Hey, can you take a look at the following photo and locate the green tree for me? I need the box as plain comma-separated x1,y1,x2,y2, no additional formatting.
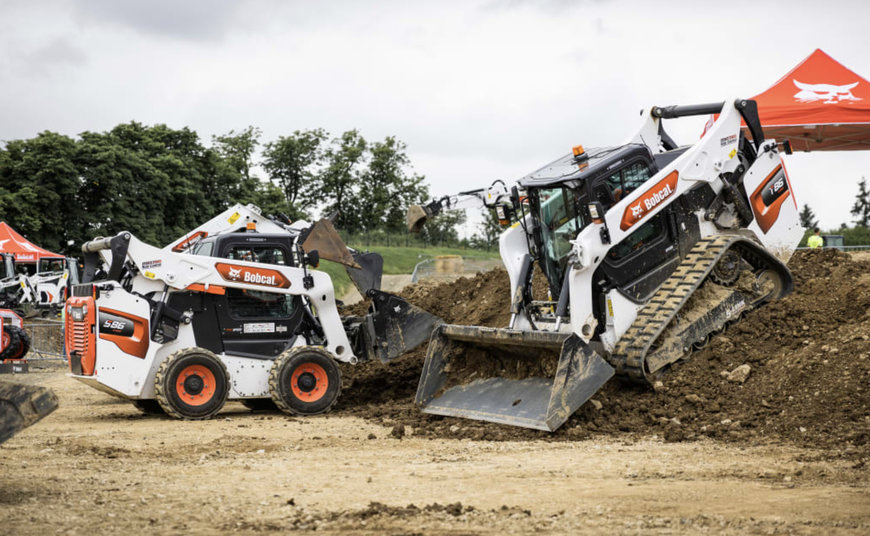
359,136,429,232
0,131,83,254
320,130,367,229
76,122,220,246
421,211,466,246
851,177,870,227
477,207,503,246
261,129,327,220
211,126,263,206
798,203,818,229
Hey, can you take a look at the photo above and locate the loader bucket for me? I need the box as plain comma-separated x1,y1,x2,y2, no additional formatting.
406,205,430,234
415,325,614,431
359,290,442,363
302,219,361,269
346,251,384,295
0,380,58,445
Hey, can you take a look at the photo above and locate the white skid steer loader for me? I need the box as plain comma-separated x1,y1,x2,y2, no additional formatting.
413,98,803,431
66,209,439,419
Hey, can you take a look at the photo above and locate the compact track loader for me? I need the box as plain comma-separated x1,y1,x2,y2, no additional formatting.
66,206,439,419
413,99,803,431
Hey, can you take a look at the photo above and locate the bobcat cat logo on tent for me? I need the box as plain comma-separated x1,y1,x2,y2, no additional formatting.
793,80,862,104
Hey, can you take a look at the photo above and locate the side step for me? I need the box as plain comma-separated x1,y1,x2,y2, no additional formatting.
0,380,58,445
415,325,614,431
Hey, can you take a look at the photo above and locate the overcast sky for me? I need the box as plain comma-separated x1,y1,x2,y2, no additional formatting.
1,0,869,233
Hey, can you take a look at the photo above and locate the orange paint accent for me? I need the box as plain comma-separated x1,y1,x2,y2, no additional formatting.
67,296,97,375
98,308,149,359
172,231,208,252
186,283,226,295
620,170,679,231
1,329,9,355
290,362,328,402
175,364,217,406
749,165,790,234
215,262,291,289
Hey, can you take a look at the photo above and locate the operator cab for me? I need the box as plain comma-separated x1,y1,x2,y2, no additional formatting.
176,233,314,359
519,143,699,310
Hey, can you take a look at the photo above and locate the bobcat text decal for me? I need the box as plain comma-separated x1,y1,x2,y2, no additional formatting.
620,171,679,231
215,262,291,289
793,80,862,104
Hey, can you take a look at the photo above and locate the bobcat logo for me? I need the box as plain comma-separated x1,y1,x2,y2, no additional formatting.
630,204,643,219
793,80,862,104
227,267,242,280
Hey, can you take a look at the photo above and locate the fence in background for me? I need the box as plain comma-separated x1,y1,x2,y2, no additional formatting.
796,245,870,251
24,321,65,361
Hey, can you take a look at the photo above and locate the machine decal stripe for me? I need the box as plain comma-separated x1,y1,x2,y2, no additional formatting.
620,170,679,231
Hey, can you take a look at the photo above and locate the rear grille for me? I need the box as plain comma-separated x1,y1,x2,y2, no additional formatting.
72,284,93,297
66,296,96,375
69,321,90,358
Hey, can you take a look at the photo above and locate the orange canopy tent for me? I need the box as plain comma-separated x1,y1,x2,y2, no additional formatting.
750,48,870,152
0,222,64,263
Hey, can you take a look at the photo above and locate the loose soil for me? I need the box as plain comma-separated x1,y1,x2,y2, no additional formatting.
339,249,870,457
1,250,868,534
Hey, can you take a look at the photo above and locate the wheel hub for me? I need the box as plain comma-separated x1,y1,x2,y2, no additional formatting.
296,372,317,392
183,374,204,395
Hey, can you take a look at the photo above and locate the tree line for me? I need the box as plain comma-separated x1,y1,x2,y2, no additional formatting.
799,177,870,246
0,123,477,256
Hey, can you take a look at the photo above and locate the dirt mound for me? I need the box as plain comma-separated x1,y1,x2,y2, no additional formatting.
338,250,870,457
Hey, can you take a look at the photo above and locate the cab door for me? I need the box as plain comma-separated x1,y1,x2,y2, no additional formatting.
214,238,305,358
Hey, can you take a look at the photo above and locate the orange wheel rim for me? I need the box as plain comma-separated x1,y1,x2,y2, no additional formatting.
1,332,9,353
290,362,328,402
175,364,217,406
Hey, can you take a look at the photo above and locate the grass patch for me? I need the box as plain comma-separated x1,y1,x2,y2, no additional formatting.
315,245,500,297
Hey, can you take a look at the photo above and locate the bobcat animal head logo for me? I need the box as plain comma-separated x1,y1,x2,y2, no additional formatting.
630,204,643,219
227,267,242,279
793,80,862,104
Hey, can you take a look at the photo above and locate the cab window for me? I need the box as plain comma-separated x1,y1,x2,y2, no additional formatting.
39,258,65,273
192,241,214,257
608,214,665,261
227,289,295,318
595,161,652,209
622,162,651,193
226,246,288,266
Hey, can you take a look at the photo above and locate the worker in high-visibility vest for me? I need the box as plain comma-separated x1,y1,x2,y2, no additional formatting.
807,227,824,249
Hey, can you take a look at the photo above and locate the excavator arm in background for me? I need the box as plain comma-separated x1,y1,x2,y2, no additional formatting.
407,180,514,233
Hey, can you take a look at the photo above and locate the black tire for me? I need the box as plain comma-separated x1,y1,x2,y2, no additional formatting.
240,398,278,412
0,325,28,361
154,348,229,420
132,399,165,415
269,346,341,416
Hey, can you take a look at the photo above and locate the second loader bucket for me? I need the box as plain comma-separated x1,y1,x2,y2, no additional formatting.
0,380,58,445
415,325,614,431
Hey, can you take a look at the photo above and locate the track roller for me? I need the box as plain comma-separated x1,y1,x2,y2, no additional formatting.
154,348,229,420
269,346,341,416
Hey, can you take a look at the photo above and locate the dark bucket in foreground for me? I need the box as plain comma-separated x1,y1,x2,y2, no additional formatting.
415,324,614,432
0,380,58,445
